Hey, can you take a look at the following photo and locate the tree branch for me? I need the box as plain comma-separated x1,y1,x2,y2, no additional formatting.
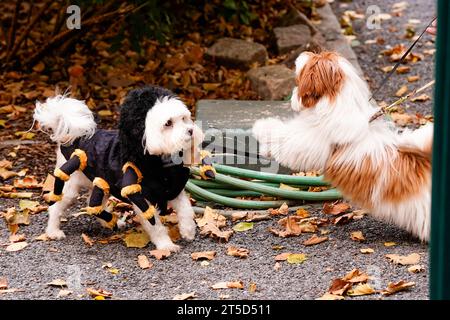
6,0,22,56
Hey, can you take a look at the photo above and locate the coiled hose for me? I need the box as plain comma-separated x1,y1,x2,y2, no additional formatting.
187,165,342,209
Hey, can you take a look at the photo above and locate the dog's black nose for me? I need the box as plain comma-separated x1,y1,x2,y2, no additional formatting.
188,128,193,136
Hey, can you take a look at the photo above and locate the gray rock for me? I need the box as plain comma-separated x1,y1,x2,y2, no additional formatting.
277,7,316,31
205,38,268,69
247,65,295,100
273,24,312,54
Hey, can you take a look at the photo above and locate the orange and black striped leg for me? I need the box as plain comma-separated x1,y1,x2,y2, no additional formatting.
45,149,87,205
86,178,118,230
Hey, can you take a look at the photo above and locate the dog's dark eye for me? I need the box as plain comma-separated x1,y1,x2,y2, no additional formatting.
165,120,172,127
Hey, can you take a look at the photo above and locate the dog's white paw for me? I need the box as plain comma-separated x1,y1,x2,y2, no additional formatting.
252,118,282,142
46,228,66,240
179,220,196,241
157,242,181,253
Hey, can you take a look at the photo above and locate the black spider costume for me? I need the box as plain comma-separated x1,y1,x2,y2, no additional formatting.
45,86,214,228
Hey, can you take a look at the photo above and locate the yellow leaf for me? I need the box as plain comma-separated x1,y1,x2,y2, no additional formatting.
287,253,307,264
232,222,253,232
15,131,35,140
384,242,397,247
98,110,113,117
350,231,365,241
279,183,299,191
123,230,150,248
395,85,408,97
347,283,376,296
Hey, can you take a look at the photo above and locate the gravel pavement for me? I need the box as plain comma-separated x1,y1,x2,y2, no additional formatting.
0,0,434,300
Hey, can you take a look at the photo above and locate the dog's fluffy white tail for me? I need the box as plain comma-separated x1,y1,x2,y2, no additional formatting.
33,95,96,145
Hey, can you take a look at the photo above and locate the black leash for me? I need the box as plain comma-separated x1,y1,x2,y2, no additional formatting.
369,17,437,102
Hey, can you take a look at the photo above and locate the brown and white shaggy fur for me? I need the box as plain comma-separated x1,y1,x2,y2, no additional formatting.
253,51,433,241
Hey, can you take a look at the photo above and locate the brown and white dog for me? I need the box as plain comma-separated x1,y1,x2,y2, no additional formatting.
253,51,433,241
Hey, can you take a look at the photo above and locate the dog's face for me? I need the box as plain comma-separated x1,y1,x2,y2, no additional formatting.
143,97,203,155
291,51,345,112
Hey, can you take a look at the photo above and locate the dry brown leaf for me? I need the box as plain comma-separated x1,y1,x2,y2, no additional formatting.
9,234,25,243
396,66,411,74
274,252,292,261
407,75,420,82
211,281,244,290
150,249,171,260
381,281,415,296
123,230,150,248
0,278,7,290
347,283,376,296
396,85,408,97
87,288,113,298
42,174,55,193
408,265,425,273
303,235,328,246
249,282,257,293
317,293,345,300
268,202,289,216
57,289,73,298
360,248,374,254
411,94,431,102
342,269,370,283
5,241,28,252
386,253,420,265
191,251,217,261
137,255,153,269
195,206,227,228
47,279,67,287
323,202,351,215
270,216,317,238
13,176,42,189
173,292,197,300
384,242,397,247
328,279,352,296
226,246,249,258
350,231,365,242
296,208,310,218
81,233,94,246
199,223,233,242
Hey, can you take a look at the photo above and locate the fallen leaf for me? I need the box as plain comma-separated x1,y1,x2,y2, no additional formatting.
137,255,152,269
273,262,281,271
47,279,67,287
57,289,73,298
150,249,171,260
328,279,352,295
323,202,351,215
268,203,289,216
87,288,113,298
279,183,299,191
275,252,292,261
249,282,257,293
211,281,244,290
411,94,431,102
303,235,328,246
81,233,94,246
350,231,365,241
173,292,197,300
123,230,150,248
408,265,425,273
296,208,310,218
0,278,7,290
9,234,25,243
34,234,50,242
347,283,376,296
14,176,42,189
360,248,374,254
407,75,420,82
396,85,408,97
287,253,307,264
232,222,253,232
199,223,233,242
342,269,370,283
226,246,249,258
19,200,46,214
195,206,227,228
5,241,28,252
386,253,420,265
316,293,345,300
191,251,217,261
384,242,397,247
381,281,415,296
396,66,411,74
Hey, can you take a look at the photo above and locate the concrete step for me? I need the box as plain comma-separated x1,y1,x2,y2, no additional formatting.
195,99,294,173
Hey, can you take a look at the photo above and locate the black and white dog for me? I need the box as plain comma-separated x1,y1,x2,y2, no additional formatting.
34,86,213,252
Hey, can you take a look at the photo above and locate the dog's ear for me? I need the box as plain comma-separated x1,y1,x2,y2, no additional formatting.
296,52,344,108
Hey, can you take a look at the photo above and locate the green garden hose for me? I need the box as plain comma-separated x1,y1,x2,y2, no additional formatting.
214,164,330,186
186,181,297,209
190,167,342,201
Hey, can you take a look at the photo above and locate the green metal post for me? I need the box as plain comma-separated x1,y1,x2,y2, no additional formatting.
430,0,450,300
